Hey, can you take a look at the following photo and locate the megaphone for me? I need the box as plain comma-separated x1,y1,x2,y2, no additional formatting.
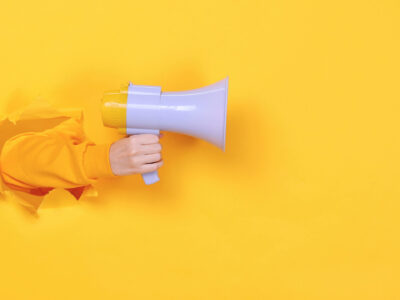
101,77,228,185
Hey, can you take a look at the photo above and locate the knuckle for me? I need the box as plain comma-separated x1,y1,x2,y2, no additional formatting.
125,142,137,154
130,147,139,156
142,165,153,173
129,156,139,166
148,165,157,172
147,162,161,172
129,136,139,145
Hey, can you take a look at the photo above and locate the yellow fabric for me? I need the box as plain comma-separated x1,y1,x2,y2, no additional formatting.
0,102,115,211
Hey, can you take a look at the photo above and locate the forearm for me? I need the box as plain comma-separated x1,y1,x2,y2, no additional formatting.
0,121,115,192
0,117,163,194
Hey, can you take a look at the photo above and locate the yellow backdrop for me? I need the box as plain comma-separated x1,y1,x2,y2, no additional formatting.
0,0,399,299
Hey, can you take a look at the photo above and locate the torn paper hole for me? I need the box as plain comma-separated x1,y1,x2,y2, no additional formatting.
0,101,99,215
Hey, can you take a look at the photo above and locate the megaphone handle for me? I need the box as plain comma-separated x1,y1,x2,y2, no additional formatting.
142,170,160,185
126,128,160,185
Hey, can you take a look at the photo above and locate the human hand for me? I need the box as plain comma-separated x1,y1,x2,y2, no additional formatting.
109,134,163,176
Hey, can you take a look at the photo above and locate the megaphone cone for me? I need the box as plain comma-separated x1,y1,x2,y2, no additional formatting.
158,77,228,150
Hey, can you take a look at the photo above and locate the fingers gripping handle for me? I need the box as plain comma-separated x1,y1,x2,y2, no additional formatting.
126,128,160,185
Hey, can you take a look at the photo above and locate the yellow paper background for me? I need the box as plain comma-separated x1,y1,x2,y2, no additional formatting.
0,0,399,299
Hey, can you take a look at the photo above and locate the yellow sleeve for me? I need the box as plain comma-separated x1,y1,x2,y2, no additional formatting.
0,117,116,193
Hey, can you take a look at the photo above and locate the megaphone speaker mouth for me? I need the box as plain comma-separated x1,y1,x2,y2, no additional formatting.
222,76,229,151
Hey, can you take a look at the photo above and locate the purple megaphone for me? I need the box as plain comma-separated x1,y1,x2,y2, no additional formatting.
102,77,229,185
